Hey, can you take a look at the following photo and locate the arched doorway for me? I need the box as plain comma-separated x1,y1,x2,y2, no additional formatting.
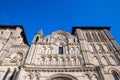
48,74,77,80
52,77,72,80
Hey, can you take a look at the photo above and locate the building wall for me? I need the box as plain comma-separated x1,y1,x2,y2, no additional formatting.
0,26,29,80
0,26,120,80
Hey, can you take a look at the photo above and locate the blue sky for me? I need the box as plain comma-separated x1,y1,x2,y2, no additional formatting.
0,0,120,45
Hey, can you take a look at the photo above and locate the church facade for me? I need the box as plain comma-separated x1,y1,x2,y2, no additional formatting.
0,25,120,80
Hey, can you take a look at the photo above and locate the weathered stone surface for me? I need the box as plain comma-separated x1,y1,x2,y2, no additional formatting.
0,26,120,80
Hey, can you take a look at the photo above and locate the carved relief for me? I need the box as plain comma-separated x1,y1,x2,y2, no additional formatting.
10,52,23,65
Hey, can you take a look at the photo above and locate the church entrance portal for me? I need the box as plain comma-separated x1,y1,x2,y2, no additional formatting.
48,74,77,80
52,77,72,80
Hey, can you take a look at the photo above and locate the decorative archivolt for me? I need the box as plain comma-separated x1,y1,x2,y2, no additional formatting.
48,73,78,80
108,68,120,74
51,30,70,38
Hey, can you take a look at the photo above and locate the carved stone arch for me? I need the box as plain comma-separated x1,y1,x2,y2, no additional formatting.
9,51,24,58
51,30,71,43
56,41,66,54
48,73,78,80
108,68,120,74
52,30,70,37
108,68,120,80
92,74,99,80
26,72,33,80
7,50,25,58
85,74,91,80
56,41,66,47
94,56,99,65
76,57,81,65
109,55,117,65
101,56,108,65
33,72,40,80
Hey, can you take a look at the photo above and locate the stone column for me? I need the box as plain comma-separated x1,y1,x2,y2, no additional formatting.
25,44,36,64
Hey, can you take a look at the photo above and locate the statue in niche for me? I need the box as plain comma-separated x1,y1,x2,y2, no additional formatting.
59,57,64,65
51,57,57,65
75,48,80,54
65,57,69,65
70,48,75,54
40,49,44,54
39,57,44,65
76,58,81,65
70,58,75,65
44,57,50,65
47,48,51,54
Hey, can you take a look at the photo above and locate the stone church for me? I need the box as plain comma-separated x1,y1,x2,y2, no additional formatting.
0,25,120,80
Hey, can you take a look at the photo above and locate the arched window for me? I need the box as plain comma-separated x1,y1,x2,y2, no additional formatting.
92,32,99,42
98,32,105,42
35,36,39,42
59,44,64,54
112,71,119,80
86,32,92,42
59,47,63,54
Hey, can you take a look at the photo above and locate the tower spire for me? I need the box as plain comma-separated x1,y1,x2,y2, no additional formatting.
37,29,43,36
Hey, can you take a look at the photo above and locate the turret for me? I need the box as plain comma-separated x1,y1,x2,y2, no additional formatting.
32,29,43,43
